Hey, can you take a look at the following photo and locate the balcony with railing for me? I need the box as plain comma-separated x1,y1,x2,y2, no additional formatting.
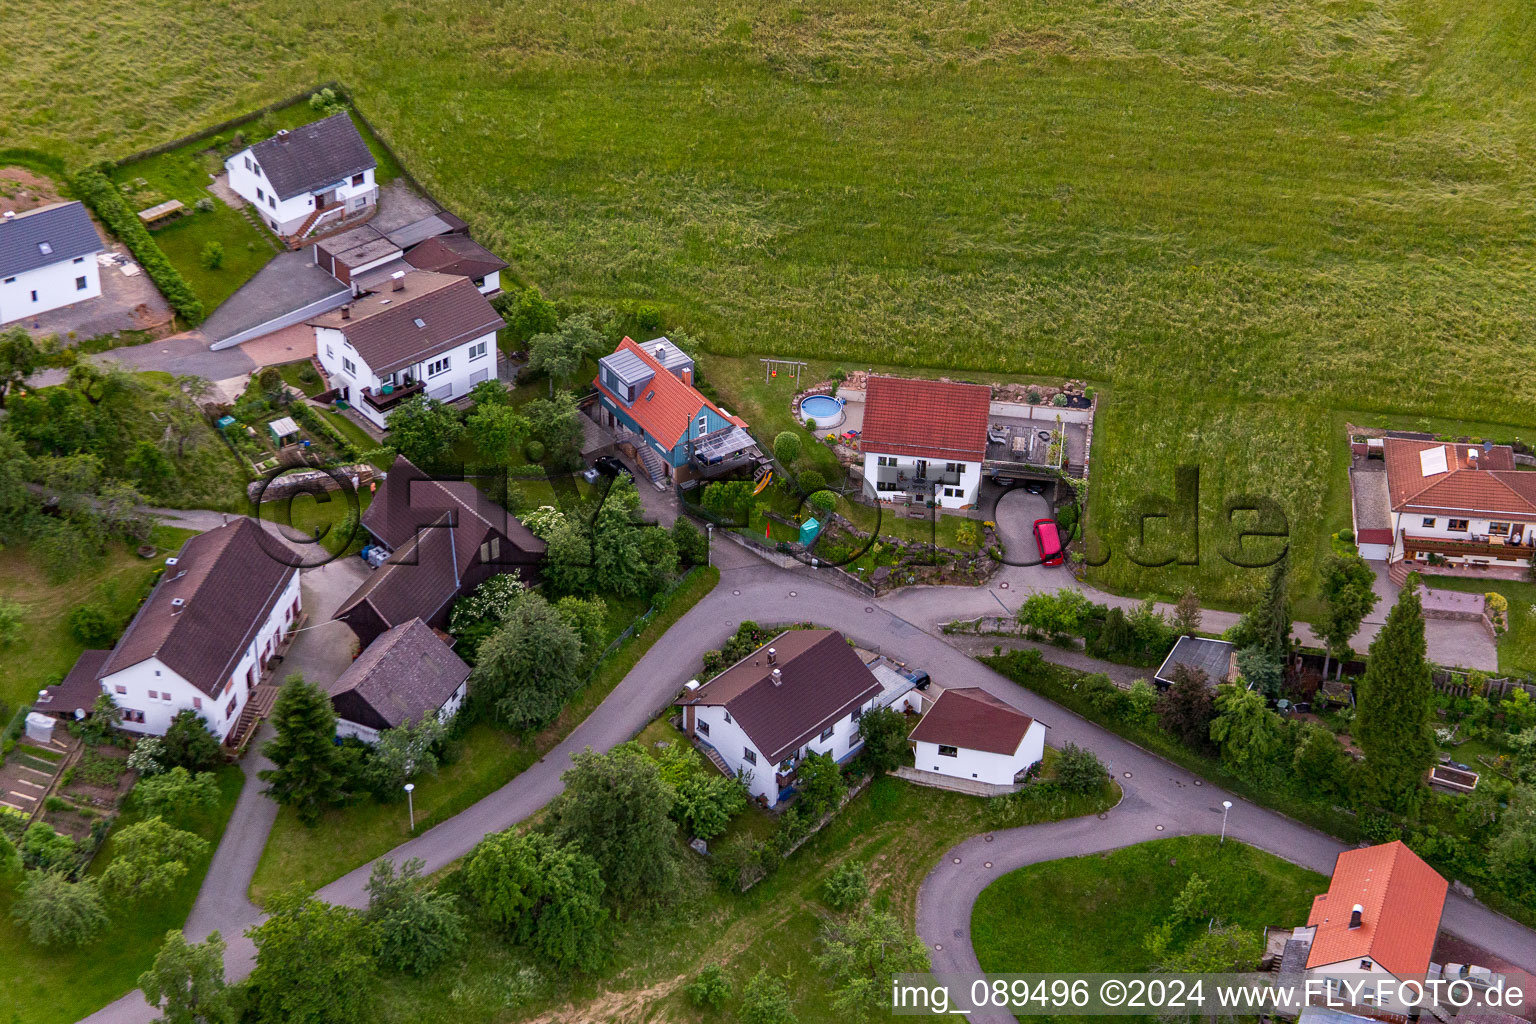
361,379,425,412
1402,533,1535,560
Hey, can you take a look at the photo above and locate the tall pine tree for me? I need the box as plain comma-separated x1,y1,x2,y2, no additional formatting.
1354,585,1435,811
260,677,345,825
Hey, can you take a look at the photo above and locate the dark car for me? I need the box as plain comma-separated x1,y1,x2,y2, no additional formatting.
1033,518,1063,566
593,455,632,479
1023,480,1048,495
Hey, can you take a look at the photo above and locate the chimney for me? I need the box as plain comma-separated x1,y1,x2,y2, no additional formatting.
767,647,777,665
1349,904,1364,930
391,270,406,292
1468,447,1479,468
682,366,693,386
341,303,351,320
771,668,782,686
170,597,188,615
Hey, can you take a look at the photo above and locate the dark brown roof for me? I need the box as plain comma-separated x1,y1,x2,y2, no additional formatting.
249,112,375,202
681,629,881,764
1383,437,1536,518
329,618,470,732
97,519,298,697
338,456,544,635
361,455,544,562
308,271,503,376
403,235,507,280
908,686,1038,755
37,649,111,716
859,376,992,462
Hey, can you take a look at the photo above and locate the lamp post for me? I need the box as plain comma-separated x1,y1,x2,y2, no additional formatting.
404,782,416,832
706,523,713,568
1220,800,1232,845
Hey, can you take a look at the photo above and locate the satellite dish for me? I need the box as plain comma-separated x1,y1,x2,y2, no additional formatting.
74,708,86,720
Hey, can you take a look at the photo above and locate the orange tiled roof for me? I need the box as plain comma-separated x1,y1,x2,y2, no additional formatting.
1304,841,1447,977
1383,437,1536,519
858,376,992,462
593,337,741,448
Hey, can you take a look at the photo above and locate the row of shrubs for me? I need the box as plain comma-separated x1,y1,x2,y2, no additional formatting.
69,169,204,323
1014,587,1181,667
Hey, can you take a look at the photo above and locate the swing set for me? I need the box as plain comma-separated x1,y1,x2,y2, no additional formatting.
761,358,808,384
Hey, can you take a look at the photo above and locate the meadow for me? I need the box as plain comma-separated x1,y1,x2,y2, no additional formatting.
3,0,1533,608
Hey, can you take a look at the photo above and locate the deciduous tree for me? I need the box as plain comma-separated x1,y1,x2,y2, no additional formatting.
1053,743,1109,794
245,890,374,1024
1173,588,1202,637
162,710,223,773
138,930,234,1024
547,742,680,905
1156,666,1216,753
469,592,586,729
386,395,464,471
133,767,221,823
100,816,209,902
815,909,930,1023
462,830,608,971
795,751,846,820
1318,554,1380,676
11,871,107,946
465,401,527,464
1209,685,1288,787
364,858,465,975
856,706,909,773
0,326,40,409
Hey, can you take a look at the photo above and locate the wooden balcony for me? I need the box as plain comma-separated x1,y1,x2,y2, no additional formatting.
361,379,424,412
1402,533,1534,559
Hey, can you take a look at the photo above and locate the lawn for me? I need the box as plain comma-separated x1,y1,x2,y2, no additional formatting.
9,0,1536,613
366,758,1119,1024
260,486,373,557
247,566,720,904
0,763,245,1024
0,526,198,715
972,835,1324,974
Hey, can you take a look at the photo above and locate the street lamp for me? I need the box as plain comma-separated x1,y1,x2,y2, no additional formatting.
706,523,713,568
404,782,416,832
1220,800,1232,845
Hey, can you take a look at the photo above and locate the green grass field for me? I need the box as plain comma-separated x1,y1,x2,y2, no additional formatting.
5,0,1535,605
0,764,245,1024
972,836,1324,975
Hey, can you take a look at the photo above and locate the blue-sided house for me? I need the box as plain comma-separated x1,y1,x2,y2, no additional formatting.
592,336,762,483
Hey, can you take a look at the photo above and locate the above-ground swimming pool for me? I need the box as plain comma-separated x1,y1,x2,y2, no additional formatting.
798,394,845,427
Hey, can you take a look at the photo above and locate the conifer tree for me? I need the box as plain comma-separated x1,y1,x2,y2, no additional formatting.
260,678,345,825
1354,586,1435,811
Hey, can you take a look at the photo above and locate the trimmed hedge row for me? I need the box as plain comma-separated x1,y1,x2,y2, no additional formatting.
69,168,204,323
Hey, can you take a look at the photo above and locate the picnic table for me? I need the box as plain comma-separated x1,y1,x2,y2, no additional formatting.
137,199,184,225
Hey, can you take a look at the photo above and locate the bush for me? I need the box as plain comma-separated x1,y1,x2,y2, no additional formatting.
193,197,215,213
822,861,868,910
685,964,733,1011
773,431,802,466
199,241,224,270
1053,743,1109,794
798,468,826,494
69,170,203,322
523,439,545,462
67,603,118,646
298,364,320,385
635,303,662,331
1026,388,1041,404
1052,393,1068,407
806,489,836,517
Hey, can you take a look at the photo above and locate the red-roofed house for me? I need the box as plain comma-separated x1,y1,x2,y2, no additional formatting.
1371,436,1536,571
907,687,1047,787
593,337,759,483
1297,840,1448,1016
858,376,992,509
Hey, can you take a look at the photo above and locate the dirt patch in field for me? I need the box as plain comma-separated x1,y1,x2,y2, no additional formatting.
524,975,688,1024
0,166,66,215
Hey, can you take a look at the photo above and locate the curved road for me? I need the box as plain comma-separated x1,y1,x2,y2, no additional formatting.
81,542,1531,1024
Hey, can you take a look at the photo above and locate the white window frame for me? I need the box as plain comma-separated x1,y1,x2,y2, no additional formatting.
742,748,757,766
468,340,488,361
342,356,356,376
427,356,451,377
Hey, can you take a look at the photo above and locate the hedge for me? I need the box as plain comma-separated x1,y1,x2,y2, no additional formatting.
69,168,204,323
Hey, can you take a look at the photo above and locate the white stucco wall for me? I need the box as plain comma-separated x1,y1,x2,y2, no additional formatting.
1305,962,1418,1017
100,570,301,740
225,148,377,236
689,698,872,805
912,720,1046,786
0,254,101,325
473,270,500,295
862,452,982,509
317,325,497,429
1391,509,1536,567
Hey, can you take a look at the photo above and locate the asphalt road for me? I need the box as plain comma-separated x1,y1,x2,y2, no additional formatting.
77,542,1532,1024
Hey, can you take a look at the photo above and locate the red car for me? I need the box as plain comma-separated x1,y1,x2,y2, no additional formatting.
1033,518,1063,566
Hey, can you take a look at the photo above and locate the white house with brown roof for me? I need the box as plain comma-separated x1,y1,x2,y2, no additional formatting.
678,629,882,806
858,376,991,510
40,519,301,741
225,112,378,240
1356,436,1536,571
329,618,470,743
310,269,502,428
908,687,1047,787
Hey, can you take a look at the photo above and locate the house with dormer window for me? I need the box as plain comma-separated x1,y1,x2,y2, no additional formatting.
38,519,301,742
592,336,759,483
